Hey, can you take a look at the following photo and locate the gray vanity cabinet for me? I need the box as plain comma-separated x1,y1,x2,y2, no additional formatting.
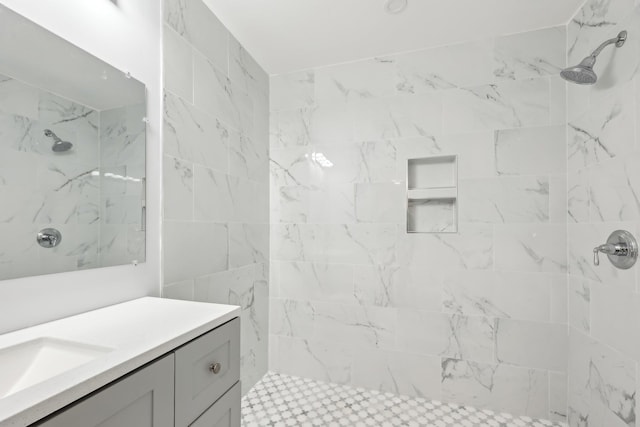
175,318,240,427
37,354,175,427
34,318,240,427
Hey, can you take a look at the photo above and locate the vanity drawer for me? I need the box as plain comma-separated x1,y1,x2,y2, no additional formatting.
190,382,240,427
175,318,240,427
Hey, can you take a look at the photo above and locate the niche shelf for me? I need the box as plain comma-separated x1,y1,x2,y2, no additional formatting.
406,155,458,233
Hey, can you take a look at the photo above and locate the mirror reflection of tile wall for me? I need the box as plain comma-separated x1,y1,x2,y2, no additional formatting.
0,72,145,279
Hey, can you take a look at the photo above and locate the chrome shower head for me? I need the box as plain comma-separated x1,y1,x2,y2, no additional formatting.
44,129,73,152
560,56,598,85
561,31,627,85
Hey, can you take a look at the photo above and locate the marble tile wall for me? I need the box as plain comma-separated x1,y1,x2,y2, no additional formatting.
99,103,146,268
0,72,101,278
161,0,270,394
566,1,640,426
269,26,569,420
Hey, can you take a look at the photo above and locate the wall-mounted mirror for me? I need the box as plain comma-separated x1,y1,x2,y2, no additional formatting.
0,5,146,280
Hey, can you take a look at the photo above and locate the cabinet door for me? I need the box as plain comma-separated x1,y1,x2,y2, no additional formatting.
175,318,240,427
190,382,240,427
36,354,174,427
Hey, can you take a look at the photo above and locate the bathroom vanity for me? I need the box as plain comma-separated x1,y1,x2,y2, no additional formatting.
0,298,241,427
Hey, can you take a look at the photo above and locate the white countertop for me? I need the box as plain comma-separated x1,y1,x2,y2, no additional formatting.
0,297,240,427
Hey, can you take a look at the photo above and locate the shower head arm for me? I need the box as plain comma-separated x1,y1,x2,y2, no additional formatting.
589,31,627,58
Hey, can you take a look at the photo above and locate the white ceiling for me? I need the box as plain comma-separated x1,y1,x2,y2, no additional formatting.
204,0,586,75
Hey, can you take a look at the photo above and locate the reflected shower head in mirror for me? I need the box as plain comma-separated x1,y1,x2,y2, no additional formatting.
561,30,627,85
44,129,73,152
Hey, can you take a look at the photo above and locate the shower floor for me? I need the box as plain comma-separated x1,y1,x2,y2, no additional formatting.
241,372,565,427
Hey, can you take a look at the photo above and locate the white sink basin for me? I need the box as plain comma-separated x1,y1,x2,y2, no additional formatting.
0,338,112,399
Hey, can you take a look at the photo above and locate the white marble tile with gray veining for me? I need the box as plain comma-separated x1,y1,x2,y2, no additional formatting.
270,108,313,149
307,184,355,224
0,73,39,120
315,58,396,104
163,0,228,72
100,103,146,168
273,261,355,304
314,302,396,351
458,176,549,223
351,349,442,399
229,223,269,268
588,153,640,222
229,133,268,182
270,147,312,187
398,224,493,271
308,141,398,185
270,224,317,262
568,82,635,171
353,93,442,141
163,220,228,283
274,335,352,384
495,319,567,372
397,310,495,363
354,183,404,223
163,91,230,172
443,78,550,133
394,40,494,93
568,329,636,427
495,125,566,176
229,35,268,101
163,24,193,102
443,270,552,322
315,224,398,266
441,358,549,419
193,52,242,130
163,155,193,220
270,70,315,111
493,26,566,81
567,168,590,223
271,185,310,223
494,224,566,273
269,298,315,338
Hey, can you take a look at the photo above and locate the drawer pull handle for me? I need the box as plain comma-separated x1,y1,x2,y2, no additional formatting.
209,362,221,374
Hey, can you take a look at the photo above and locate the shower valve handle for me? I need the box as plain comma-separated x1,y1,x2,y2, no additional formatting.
593,243,627,266
592,230,638,269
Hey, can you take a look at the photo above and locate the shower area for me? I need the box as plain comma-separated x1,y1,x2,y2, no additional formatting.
161,0,640,426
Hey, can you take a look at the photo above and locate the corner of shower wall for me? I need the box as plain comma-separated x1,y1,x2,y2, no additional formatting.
565,1,640,426
159,0,270,395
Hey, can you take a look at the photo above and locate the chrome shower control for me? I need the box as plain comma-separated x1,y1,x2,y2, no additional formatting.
593,230,638,269
37,228,62,248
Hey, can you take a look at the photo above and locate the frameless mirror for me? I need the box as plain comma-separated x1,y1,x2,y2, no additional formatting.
0,5,146,280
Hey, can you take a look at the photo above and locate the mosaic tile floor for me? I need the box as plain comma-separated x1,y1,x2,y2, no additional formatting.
241,372,565,427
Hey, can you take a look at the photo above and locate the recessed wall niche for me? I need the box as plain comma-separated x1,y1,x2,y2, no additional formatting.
406,155,458,233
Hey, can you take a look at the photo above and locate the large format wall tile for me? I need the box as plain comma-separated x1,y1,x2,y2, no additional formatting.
493,27,566,81
162,0,269,394
443,270,552,322
568,329,636,427
315,58,396,104
495,125,566,176
443,78,550,132
163,25,193,102
565,2,640,427
394,40,494,93
164,0,228,72
442,358,550,419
